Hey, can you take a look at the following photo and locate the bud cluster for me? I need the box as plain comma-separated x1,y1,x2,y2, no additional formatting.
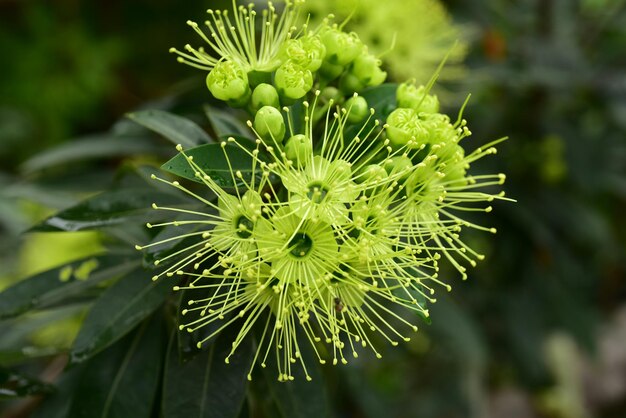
172,0,388,144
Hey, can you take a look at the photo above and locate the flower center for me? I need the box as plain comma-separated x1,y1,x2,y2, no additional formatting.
288,232,313,258
307,181,330,204
235,215,254,238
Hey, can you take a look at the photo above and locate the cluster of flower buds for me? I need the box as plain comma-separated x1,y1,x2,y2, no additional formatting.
171,0,387,144
141,0,508,381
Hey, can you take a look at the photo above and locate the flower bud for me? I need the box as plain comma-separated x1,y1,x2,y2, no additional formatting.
385,108,429,148
206,60,250,102
344,96,369,123
321,28,362,66
284,134,312,164
251,83,280,112
383,155,413,180
339,73,365,95
422,113,456,146
282,36,326,72
397,83,439,114
351,54,387,87
356,164,388,184
274,61,313,100
254,106,286,141
320,86,342,103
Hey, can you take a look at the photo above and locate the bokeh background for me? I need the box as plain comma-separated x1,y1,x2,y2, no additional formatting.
1,0,625,417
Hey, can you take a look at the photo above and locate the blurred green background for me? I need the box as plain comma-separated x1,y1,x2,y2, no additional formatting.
1,0,625,417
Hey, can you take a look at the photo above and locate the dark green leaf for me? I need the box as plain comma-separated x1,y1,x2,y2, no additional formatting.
30,188,182,232
263,339,331,418
161,143,260,187
0,367,56,399
128,110,213,148
21,135,164,174
0,346,61,367
0,254,139,320
68,316,164,418
69,269,171,364
204,105,254,140
32,366,83,418
141,209,215,270
361,83,398,120
175,286,230,362
163,327,253,418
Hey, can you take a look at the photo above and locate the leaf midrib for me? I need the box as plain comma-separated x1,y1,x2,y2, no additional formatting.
100,321,148,417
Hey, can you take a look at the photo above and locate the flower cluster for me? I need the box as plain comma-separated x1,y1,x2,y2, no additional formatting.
170,0,386,113
137,0,508,381
299,0,467,83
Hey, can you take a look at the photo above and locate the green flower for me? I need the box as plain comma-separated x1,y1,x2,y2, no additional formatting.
281,155,359,224
301,0,467,83
209,191,263,262
171,0,304,73
135,88,508,380
254,207,339,287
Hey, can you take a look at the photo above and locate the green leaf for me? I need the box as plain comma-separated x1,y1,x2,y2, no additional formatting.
204,105,254,140
128,110,213,148
162,328,253,418
142,227,204,270
361,83,398,120
263,340,332,418
21,135,165,174
0,254,139,320
68,316,164,418
161,143,260,187
32,366,83,418
69,269,171,365
30,188,182,232
0,346,61,367
175,287,230,362
0,367,56,399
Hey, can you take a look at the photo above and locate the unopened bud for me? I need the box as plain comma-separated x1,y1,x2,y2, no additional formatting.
254,106,286,141
321,28,362,66
397,82,440,114
284,134,312,164
351,53,387,87
251,83,280,112
384,155,413,180
344,96,369,123
339,72,366,94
